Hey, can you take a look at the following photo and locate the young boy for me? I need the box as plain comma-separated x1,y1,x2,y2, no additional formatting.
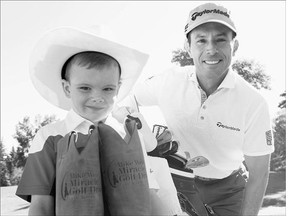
15,27,150,215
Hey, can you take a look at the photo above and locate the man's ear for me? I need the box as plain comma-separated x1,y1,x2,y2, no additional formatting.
232,39,239,56
184,39,194,65
62,79,71,98
184,39,193,58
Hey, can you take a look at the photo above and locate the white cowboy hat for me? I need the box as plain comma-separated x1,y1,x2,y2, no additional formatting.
29,26,149,110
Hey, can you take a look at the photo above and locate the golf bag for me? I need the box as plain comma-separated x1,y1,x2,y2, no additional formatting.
148,124,211,216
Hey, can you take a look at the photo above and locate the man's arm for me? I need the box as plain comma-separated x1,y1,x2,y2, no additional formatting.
29,195,54,216
241,154,270,216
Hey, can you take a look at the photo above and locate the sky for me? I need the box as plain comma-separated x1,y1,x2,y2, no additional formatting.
1,1,286,153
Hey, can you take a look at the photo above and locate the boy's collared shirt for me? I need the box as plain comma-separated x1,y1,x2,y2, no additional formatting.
29,109,125,154
134,65,274,179
16,109,163,203
16,109,125,201
65,109,95,135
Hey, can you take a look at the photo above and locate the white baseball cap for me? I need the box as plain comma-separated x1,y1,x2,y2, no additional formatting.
30,27,149,110
184,3,237,37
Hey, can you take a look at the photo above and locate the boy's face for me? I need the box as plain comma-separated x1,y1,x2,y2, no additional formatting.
62,63,121,123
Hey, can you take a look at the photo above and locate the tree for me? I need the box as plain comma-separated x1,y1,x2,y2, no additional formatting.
171,49,271,90
0,139,6,160
4,115,57,186
13,114,57,167
6,147,17,175
278,91,286,109
270,92,286,172
0,140,10,186
5,146,23,185
171,49,194,66
271,110,286,171
0,160,10,186
232,59,271,90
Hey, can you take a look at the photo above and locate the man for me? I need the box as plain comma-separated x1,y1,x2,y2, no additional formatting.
132,3,274,216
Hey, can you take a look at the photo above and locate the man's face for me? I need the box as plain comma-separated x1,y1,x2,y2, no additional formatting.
187,22,238,80
62,63,120,123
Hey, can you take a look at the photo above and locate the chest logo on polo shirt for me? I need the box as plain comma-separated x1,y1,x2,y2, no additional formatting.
216,122,240,132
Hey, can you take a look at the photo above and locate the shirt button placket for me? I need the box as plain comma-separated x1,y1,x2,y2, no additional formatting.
199,105,206,123
197,85,208,125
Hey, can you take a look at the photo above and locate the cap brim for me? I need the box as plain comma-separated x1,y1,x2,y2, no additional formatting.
185,19,237,36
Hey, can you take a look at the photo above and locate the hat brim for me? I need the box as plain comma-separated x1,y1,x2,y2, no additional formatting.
30,27,149,110
185,19,237,37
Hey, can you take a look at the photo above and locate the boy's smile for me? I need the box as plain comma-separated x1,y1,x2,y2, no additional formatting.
62,63,121,123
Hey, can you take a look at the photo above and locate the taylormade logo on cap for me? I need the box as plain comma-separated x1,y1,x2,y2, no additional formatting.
191,9,230,21
184,3,236,37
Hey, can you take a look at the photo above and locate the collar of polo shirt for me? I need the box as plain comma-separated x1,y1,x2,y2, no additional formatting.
188,67,236,90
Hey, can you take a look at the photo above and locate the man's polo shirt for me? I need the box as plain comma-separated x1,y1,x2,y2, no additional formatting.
134,66,274,179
